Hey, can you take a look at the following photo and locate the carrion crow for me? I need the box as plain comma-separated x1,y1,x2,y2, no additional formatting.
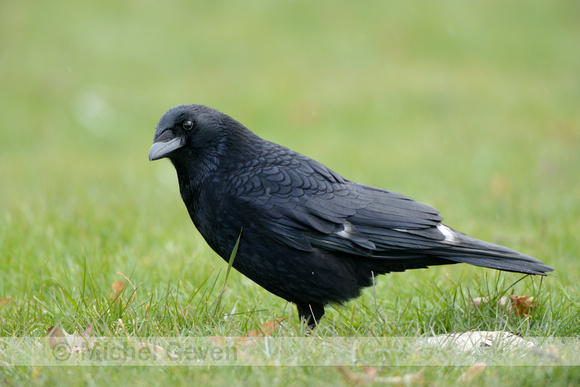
149,104,553,327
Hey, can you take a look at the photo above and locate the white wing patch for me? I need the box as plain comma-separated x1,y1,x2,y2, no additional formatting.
336,221,355,238
437,224,457,243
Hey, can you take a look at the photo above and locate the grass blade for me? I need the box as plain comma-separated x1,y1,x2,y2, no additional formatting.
212,228,243,318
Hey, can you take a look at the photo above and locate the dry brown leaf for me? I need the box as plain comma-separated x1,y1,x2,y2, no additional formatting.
116,272,136,290
206,318,287,348
509,295,534,317
109,273,139,306
458,362,486,382
111,280,125,293
205,336,232,348
47,325,96,354
109,280,126,304
471,295,535,317
245,318,286,337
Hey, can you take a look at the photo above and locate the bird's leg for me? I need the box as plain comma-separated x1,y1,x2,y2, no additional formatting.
296,303,325,330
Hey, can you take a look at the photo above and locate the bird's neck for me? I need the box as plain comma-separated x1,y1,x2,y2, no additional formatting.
172,153,216,204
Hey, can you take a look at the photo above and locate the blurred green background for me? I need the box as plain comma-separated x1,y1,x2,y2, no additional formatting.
1,0,578,318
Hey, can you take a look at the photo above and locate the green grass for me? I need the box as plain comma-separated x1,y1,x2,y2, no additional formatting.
1,0,579,385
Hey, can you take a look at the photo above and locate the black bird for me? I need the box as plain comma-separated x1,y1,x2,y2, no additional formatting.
149,104,553,327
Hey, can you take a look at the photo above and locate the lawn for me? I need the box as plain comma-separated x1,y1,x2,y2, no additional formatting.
1,0,579,385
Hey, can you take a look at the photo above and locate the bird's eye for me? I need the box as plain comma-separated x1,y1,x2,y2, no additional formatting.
182,120,194,130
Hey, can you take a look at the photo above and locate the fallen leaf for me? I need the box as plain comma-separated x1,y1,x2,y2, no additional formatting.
509,295,534,317
458,362,486,382
205,336,232,348
109,273,139,306
471,295,535,317
245,318,286,337
109,280,125,304
47,324,96,354
206,318,287,348
111,280,125,293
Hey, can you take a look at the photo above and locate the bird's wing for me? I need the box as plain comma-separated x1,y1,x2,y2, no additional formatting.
229,147,447,256
227,144,553,276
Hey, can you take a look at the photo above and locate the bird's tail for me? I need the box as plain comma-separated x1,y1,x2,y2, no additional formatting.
432,231,553,275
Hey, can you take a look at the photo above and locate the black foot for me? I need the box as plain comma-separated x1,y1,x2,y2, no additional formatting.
296,303,325,329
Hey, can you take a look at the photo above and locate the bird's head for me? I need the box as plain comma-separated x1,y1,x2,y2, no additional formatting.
148,104,233,162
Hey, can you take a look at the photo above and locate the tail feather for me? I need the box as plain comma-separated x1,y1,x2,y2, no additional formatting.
433,232,553,275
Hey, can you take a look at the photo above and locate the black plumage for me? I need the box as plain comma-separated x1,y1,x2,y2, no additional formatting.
148,104,553,327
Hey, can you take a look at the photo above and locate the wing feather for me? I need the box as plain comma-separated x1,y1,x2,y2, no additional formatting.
229,143,447,257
